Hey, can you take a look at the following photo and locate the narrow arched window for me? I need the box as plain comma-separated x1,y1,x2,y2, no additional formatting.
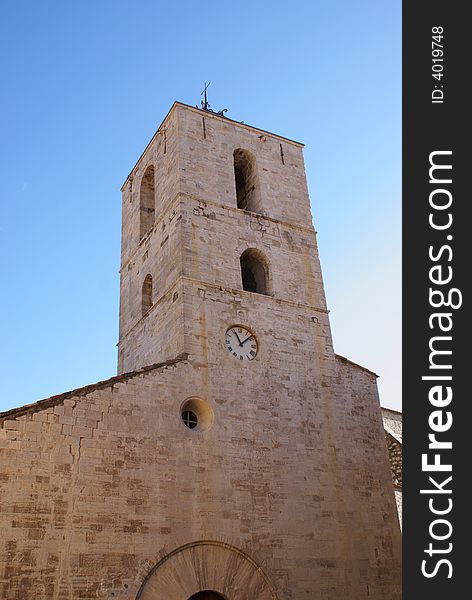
140,165,155,239
142,274,153,316
233,149,261,213
240,249,270,295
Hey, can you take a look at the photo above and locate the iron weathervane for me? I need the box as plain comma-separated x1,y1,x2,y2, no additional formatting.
198,82,228,117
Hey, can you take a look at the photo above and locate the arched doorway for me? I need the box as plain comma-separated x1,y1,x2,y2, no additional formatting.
134,541,278,600
188,592,225,600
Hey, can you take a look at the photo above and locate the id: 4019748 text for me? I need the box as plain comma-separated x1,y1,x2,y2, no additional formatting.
432,26,445,104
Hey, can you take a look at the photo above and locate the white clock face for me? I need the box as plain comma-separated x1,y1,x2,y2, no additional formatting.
225,326,258,361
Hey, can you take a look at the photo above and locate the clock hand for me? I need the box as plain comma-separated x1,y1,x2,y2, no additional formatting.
241,335,254,346
233,330,244,346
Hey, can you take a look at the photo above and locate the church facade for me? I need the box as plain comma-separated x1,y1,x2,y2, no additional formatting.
0,102,401,599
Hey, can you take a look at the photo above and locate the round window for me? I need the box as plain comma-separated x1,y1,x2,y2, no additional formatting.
182,410,198,429
180,397,213,432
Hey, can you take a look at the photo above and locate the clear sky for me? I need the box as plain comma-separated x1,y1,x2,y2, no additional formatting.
0,0,401,412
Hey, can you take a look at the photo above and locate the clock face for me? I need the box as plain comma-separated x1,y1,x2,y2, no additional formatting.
225,326,258,361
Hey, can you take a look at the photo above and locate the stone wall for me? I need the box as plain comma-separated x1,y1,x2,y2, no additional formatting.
0,352,401,599
382,408,402,441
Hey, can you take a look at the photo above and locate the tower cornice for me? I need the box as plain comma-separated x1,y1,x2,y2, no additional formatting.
119,191,318,275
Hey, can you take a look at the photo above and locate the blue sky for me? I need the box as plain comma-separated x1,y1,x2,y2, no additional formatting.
0,0,401,411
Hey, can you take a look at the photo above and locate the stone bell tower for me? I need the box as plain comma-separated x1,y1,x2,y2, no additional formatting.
114,102,401,598
117,102,328,375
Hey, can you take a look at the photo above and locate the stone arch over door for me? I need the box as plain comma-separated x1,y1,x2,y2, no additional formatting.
135,541,278,600
188,592,225,600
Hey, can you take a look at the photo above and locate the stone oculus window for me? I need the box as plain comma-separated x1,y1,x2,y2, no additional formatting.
182,410,198,429
240,248,270,295
139,165,155,239
233,148,262,213
180,397,213,432
142,274,153,316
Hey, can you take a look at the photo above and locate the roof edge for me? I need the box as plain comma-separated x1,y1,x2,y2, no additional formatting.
0,353,189,423
334,353,379,378
121,101,304,189
384,425,402,445
381,406,403,415
174,102,305,147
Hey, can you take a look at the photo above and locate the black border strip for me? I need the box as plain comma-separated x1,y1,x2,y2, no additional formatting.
403,2,468,597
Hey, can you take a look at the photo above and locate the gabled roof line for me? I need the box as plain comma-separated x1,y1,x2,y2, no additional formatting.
384,425,402,445
335,353,378,378
381,406,402,415
0,353,189,423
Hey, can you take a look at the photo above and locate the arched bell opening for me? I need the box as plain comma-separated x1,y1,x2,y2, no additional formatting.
233,148,262,213
240,248,271,295
140,165,156,239
141,274,153,316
